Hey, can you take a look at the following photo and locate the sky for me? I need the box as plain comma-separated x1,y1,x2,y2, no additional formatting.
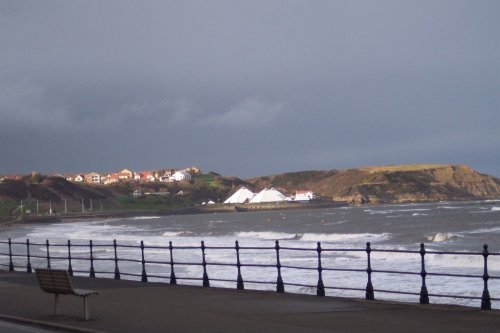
0,0,499,178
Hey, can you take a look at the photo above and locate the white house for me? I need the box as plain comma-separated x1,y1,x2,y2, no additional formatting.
74,175,85,182
294,191,314,202
169,170,192,182
85,173,102,184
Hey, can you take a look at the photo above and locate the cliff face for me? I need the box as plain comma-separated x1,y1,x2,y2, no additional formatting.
247,165,500,204
1,165,498,206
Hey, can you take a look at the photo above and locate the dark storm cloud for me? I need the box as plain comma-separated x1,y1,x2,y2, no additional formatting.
0,0,498,177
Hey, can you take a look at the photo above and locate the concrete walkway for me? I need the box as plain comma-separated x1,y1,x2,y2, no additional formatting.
0,270,499,333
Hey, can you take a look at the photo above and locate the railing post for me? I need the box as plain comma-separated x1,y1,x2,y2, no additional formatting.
235,241,244,290
67,240,73,276
8,238,14,271
169,241,177,285
275,240,284,293
113,239,120,280
481,244,491,310
365,242,374,300
89,240,95,278
45,239,51,269
201,241,209,287
419,243,429,304
26,239,32,273
141,240,148,282
316,242,325,296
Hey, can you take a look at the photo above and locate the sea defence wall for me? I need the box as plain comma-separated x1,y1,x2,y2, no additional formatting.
0,238,497,310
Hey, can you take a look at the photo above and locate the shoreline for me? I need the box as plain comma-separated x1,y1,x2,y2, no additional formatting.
1,201,350,225
1,197,498,226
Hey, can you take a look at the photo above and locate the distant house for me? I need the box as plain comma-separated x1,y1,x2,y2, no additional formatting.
294,191,314,202
74,174,85,182
103,173,120,185
169,170,192,182
185,166,201,176
157,169,174,181
85,173,102,184
134,171,156,182
159,176,171,182
118,169,134,180
3,175,21,180
65,174,76,182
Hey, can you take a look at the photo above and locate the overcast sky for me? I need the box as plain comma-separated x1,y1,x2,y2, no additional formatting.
1,0,498,178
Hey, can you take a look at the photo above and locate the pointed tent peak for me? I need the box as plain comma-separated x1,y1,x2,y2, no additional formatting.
224,186,255,204
249,188,286,203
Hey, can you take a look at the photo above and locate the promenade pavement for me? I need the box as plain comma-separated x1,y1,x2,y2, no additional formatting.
0,270,499,333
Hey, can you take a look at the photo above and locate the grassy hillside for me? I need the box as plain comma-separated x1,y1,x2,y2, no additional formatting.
0,173,251,215
246,164,500,204
1,165,498,216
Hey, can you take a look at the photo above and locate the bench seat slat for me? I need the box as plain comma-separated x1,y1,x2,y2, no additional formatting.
35,269,98,297
35,268,98,321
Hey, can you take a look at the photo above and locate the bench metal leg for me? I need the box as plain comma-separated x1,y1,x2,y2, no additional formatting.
83,296,90,321
54,294,61,316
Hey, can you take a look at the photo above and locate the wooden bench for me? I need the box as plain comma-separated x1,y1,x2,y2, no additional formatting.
35,268,98,320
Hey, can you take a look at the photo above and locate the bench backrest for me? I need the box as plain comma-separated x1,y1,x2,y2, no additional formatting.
35,268,75,295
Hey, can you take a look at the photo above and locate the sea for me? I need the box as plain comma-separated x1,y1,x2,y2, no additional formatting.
1,200,500,308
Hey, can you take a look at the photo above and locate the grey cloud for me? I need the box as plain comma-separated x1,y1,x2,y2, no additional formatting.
0,78,71,128
0,1,498,177
198,99,286,128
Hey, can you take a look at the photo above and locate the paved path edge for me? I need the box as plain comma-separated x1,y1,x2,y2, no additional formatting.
0,314,109,333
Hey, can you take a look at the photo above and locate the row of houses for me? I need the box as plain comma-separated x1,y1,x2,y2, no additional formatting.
66,167,200,185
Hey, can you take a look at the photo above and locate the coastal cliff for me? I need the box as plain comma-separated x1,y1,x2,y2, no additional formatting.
247,164,500,204
0,165,499,208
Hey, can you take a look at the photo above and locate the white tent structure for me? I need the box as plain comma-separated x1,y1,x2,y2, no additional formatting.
224,187,255,204
249,188,286,203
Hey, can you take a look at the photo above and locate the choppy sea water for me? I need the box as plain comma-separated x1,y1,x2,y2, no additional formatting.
1,200,500,308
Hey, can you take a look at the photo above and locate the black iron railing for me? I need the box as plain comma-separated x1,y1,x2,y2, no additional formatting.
1,238,498,310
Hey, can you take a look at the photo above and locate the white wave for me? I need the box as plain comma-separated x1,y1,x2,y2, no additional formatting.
235,231,299,240
300,232,392,243
425,232,461,242
412,213,428,216
438,206,472,210
26,223,143,241
162,231,194,237
365,208,430,215
466,227,500,234
131,216,162,220
491,206,500,211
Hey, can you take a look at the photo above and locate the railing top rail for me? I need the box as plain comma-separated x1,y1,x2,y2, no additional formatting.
3,239,499,256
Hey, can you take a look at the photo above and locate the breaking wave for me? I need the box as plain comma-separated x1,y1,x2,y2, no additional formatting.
425,232,461,242
131,216,162,220
162,231,194,237
365,208,430,215
235,231,299,240
300,232,392,243
233,231,392,243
